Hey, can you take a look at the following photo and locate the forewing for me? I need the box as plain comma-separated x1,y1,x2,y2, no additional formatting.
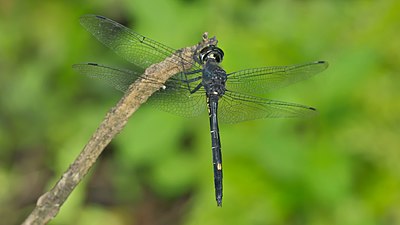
226,61,328,95
80,15,177,69
218,90,317,124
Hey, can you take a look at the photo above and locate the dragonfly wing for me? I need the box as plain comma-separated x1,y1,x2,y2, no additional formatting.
149,70,207,117
73,63,206,117
218,90,317,124
150,84,207,118
226,61,328,95
72,63,140,92
80,15,179,69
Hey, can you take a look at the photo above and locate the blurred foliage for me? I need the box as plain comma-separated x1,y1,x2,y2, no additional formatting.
1,0,400,224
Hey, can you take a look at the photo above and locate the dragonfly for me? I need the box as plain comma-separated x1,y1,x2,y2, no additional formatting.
73,15,328,207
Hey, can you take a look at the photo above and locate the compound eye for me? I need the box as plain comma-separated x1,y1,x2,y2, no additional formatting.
198,45,224,63
213,47,224,63
199,45,214,63
214,54,222,63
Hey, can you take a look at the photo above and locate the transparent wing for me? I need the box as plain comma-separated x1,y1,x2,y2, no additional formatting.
73,63,140,92
226,61,328,95
72,63,206,117
151,84,206,118
79,15,198,71
218,90,317,124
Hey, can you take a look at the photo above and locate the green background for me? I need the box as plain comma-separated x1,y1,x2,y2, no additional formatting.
1,0,399,224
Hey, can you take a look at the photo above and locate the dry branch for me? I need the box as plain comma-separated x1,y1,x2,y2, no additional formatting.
22,33,217,225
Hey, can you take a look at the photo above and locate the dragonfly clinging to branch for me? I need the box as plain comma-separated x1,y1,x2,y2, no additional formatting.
73,15,328,206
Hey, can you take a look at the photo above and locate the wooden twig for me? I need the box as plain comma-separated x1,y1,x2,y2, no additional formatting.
22,33,217,225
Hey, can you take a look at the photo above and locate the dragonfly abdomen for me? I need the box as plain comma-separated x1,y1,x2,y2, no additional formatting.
207,95,223,206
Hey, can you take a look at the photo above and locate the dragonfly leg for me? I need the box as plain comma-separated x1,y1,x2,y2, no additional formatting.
179,69,202,93
190,83,203,94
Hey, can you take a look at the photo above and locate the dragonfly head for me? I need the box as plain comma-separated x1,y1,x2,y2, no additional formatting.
199,45,224,64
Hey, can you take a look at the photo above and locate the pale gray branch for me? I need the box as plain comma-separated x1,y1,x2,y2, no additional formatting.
22,33,217,225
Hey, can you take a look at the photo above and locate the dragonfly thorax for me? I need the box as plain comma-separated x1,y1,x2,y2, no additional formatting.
198,46,227,97
202,59,227,97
